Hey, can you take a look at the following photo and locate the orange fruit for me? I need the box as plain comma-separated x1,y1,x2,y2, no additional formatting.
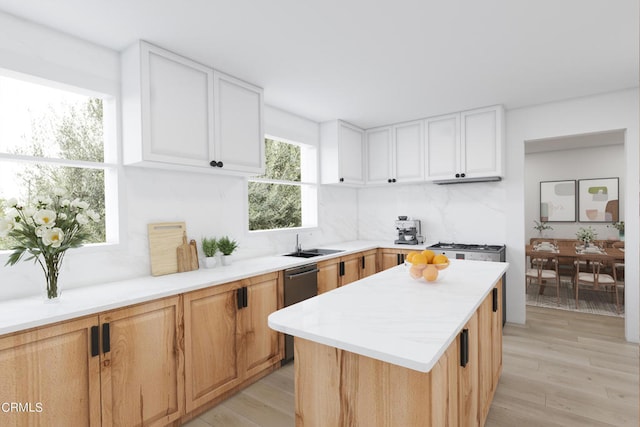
411,253,428,265
409,264,426,279
433,254,448,265
421,249,436,264
422,265,439,281
406,251,420,263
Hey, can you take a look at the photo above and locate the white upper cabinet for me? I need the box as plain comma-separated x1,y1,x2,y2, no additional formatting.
121,41,264,175
425,105,504,182
320,120,365,185
366,120,424,185
213,71,264,174
365,126,392,184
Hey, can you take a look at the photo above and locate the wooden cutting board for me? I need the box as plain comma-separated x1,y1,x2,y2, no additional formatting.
177,233,199,272
148,222,188,276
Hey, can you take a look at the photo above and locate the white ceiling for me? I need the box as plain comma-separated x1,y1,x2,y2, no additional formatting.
0,0,637,129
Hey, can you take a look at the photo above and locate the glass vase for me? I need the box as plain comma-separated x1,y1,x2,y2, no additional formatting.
42,262,62,302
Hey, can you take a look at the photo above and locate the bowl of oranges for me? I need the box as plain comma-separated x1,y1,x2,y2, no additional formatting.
405,249,450,283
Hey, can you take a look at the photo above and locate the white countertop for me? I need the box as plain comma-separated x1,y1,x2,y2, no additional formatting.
0,240,430,336
268,259,509,373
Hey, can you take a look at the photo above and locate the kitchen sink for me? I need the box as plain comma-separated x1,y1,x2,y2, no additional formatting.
283,248,344,258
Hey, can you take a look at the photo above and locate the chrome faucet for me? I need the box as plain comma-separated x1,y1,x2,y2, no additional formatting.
296,234,302,254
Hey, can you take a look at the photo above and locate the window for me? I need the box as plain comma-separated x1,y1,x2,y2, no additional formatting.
248,137,317,231
0,73,117,250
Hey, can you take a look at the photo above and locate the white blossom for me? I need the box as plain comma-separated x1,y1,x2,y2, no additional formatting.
42,227,64,248
0,217,15,237
7,198,19,208
53,187,66,197
75,213,89,226
5,208,19,219
58,213,68,220
60,199,70,207
86,209,100,222
23,207,36,218
35,225,46,237
36,195,53,206
33,209,57,227
71,198,89,210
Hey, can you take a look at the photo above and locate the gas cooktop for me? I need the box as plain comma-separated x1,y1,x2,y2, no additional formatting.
427,242,505,252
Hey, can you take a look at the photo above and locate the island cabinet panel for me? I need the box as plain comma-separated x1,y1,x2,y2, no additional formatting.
478,280,503,425
0,316,102,427
183,272,282,414
100,296,184,427
458,312,480,427
294,336,464,426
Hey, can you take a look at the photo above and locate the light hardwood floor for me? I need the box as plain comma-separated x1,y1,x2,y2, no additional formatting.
183,306,639,427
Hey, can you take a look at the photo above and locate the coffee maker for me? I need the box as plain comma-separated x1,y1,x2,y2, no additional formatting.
394,216,421,245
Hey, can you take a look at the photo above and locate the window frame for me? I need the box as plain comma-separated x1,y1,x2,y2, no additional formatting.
0,70,121,253
247,134,318,233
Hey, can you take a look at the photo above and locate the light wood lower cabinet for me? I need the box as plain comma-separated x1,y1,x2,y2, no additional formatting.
317,250,380,294
0,296,184,427
183,272,282,413
100,296,184,427
0,316,102,427
478,280,503,425
379,248,413,271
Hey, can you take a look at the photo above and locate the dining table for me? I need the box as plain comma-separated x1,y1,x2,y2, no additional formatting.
525,243,625,294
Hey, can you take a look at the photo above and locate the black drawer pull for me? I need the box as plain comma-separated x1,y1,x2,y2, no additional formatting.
243,287,248,308
460,328,469,367
492,288,498,312
339,261,345,276
102,323,110,354
91,326,99,357
237,288,244,309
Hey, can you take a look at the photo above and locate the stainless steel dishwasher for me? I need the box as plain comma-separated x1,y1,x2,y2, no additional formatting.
283,263,318,364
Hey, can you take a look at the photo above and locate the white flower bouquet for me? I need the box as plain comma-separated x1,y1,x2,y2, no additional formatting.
1,188,100,299
576,226,598,244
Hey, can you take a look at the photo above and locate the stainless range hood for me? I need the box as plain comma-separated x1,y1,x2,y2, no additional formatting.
433,176,502,185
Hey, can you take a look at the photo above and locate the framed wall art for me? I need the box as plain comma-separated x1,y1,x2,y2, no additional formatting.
578,177,619,222
539,180,576,222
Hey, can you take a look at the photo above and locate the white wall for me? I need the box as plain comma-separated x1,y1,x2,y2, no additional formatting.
525,144,625,242
507,89,639,342
0,12,358,300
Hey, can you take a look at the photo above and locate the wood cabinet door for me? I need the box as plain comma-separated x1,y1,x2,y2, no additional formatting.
318,259,340,294
458,311,479,427
360,250,378,278
213,71,264,174
425,113,460,180
340,254,361,286
380,250,406,271
100,296,184,427
366,126,393,184
241,272,282,379
142,42,214,167
0,316,101,427
460,106,502,178
491,281,503,392
183,283,241,413
393,120,425,183
477,289,493,425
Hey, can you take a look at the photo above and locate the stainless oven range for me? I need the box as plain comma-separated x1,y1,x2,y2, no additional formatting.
427,242,507,325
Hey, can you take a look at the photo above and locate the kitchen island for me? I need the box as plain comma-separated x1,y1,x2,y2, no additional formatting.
268,259,508,426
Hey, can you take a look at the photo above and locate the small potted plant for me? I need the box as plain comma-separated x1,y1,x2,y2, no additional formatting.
217,236,238,266
533,220,553,237
576,226,598,247
201,237,218,268
608,221,625,241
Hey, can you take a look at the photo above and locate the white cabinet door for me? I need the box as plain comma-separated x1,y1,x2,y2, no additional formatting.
393,120,424,183
122,41,214,168
366,127,392,184
338,122,365,184
425,113,460,180
461,106,502,179
213,72,264,174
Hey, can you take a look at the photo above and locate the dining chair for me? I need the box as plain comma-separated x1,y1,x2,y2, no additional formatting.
526,252,560,304
575,255,620,313
611,241,625,278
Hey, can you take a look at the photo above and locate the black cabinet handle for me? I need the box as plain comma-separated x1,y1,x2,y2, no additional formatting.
339,177,344,182
455,173,460,178
91,326,100,357
392,178,397,183
243,287,248,308
102,323,111,354
209,160,224,168
339,261,345,276
237,288,244,309
388,178,392,183
492,288,498,312
400,254,405,264
361,256,365,269
460,173,466,178
460,328,469,367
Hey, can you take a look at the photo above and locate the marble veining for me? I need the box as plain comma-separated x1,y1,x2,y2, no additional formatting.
268,259,508,372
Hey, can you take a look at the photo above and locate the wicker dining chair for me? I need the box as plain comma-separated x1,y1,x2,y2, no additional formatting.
526,252,560,304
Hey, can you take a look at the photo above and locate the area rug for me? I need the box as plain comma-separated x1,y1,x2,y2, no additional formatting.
526,276,624,318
